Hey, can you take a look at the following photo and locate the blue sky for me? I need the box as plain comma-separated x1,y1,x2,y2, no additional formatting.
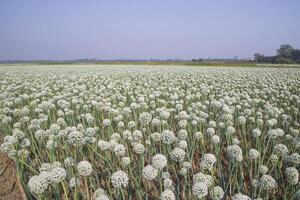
0,0,299,60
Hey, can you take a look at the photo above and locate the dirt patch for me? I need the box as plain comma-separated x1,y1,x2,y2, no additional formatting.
0,140,26,200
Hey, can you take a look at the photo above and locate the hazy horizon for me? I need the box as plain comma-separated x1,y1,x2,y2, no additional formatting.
1,0,300,60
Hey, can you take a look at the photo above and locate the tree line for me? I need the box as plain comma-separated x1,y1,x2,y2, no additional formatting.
254,44,300,64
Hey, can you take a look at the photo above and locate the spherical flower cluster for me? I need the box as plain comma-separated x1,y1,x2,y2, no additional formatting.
170,147,185,162
193,172,214,186
64,157,75,167
152,154,167,170
27,175,48,194
50,167,67,183
192,182,208,199
258,165,268,174
77,161,92,176
273,144,289,157
143,165,158,180
98,140,111,151
210,186,224,200
92,188,107,199
232,193,251,200
285,167,299,185
139,112,152,125
113,144,126,156
200,153,217,171
69,177,80,189
248,149,260,160
121,157,131,167
227,145,243,162
67,131,84,146
133,143,145,154
161,130,176,145
259,175,277,191
252,128,261,137
211,135,220,144
160,189,175,200
111,170,129,188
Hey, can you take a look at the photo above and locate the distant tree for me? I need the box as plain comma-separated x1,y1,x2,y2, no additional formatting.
273,56,294,64
254,53,265,62
277,44,294,59
291,49,300,63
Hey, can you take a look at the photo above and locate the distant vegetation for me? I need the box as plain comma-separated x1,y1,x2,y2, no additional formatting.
0,44,299,66
254,44,300,64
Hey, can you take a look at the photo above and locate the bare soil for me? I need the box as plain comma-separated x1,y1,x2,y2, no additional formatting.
0,139,26,200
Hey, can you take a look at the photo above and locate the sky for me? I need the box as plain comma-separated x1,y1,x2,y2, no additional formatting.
0,0,300,60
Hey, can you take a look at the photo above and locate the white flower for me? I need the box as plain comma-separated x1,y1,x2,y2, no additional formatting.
113,144,126,156
170,147,185,162
285,167,299,185
210,186,224,200
133,143,145,154
161,130,176,145
200,153,216,171
77,161,92,176
232,193,251,200
50,167,67,183
68,131,84,146
258,165,268,174
98,140,111,151
111,170,129,188
143,165,158,180
227,145,243,162
152,154,167,170
259,175,277,191
192,182,208,199
27,175,48,194
69,177,80,189
160,189,175,200
273,144,289,157
139,112,152,125
248,149,260,160
121,157,131,167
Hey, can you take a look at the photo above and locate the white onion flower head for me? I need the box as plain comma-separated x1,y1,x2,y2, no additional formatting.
64,157,75,167
50,167,67,183
161,130,176,145
193,172,214,186
133,143,145,155
192,182,208,199
152,154,167,170
232,193,251,200
252,128,261,137
285,167,299,185
69,177,80,189
273,144,289,157
211,135,220,144
77,161,92,176
27,175,48,194
92,188,107,199
139,112,152,125
249,149,260,160
210,186,224,200
170,147,185,162
114,144,126,156
98,140,111,151
200,153,217,171
160,189,175,200
143,165,158,181
227,145,243,162
111,170,129,188
259,175,277,191
258,165,268,174
121,157,131,167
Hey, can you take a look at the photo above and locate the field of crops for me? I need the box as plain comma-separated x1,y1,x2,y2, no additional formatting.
0,65,299,200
